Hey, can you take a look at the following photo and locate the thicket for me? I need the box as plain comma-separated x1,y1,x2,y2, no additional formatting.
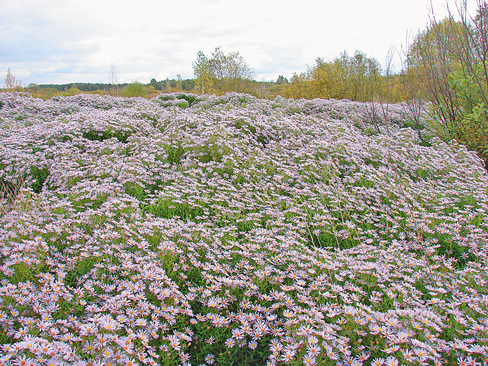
404,0,488,170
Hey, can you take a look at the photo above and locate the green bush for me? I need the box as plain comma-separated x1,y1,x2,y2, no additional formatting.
176,93,197,106
447,65,488,168
450,103,488,166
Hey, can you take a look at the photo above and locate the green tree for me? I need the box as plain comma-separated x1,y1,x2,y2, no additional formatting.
192,51,213,94
26,83,40,97
406,18,467,125
176,74,183,91
210,46,255,93
279,72,314,99
192,47,255,94
121,81,147,98
334,50,381,101
150,78,159,90
276,75,289,85
65,84,81,96
295,51,381,101
273,50,384,101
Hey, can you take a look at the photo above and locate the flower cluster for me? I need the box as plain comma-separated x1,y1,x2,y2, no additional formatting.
0,91,487,365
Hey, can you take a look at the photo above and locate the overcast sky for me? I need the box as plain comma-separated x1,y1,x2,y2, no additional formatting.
0,0,477,85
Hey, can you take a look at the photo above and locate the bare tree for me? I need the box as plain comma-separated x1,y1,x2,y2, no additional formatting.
4,69,21,90
109,64,119,97
362,51,388,135
374,45,399,137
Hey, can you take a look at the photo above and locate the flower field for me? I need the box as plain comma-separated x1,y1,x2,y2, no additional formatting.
0,91,487,366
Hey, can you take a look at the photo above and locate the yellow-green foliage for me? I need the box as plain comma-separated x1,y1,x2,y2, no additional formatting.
272,50,407,103
192,47,255,95
121,81,147,98
451,103,488,164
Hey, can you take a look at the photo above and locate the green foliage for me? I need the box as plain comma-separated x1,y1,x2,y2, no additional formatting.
65,84,82,96
30,166,49,193
176,100,189,108
71,193,109,212
305,226,358,250
121,81,147,98
233,119,271,146
176,93,197,106
123,182,146,201
139,113,158,123
64,258,98,288
193,142,226,163
364,127,379,137
316,50,382,101
276,75,289,85
124,179,174,202
82,128,134,143
233,119,256,134
158,94,176,101
192,50,212,94
187,332,273,366
273,71,318,100
164,142,186,165
143,198,204,221
446,65,488,166
407,18,466,71
275,50,385,101
9,262,36,284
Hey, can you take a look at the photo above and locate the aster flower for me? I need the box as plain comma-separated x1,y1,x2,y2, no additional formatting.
302,354,317,366
204,354,215,365
280,349,296,363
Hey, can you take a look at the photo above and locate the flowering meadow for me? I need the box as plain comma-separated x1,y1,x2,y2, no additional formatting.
0,91,487,366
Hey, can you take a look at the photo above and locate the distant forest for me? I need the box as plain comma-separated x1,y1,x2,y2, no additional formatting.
15,75,281,100
37,78,198,93
38,82,128,92
35,77,278,95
